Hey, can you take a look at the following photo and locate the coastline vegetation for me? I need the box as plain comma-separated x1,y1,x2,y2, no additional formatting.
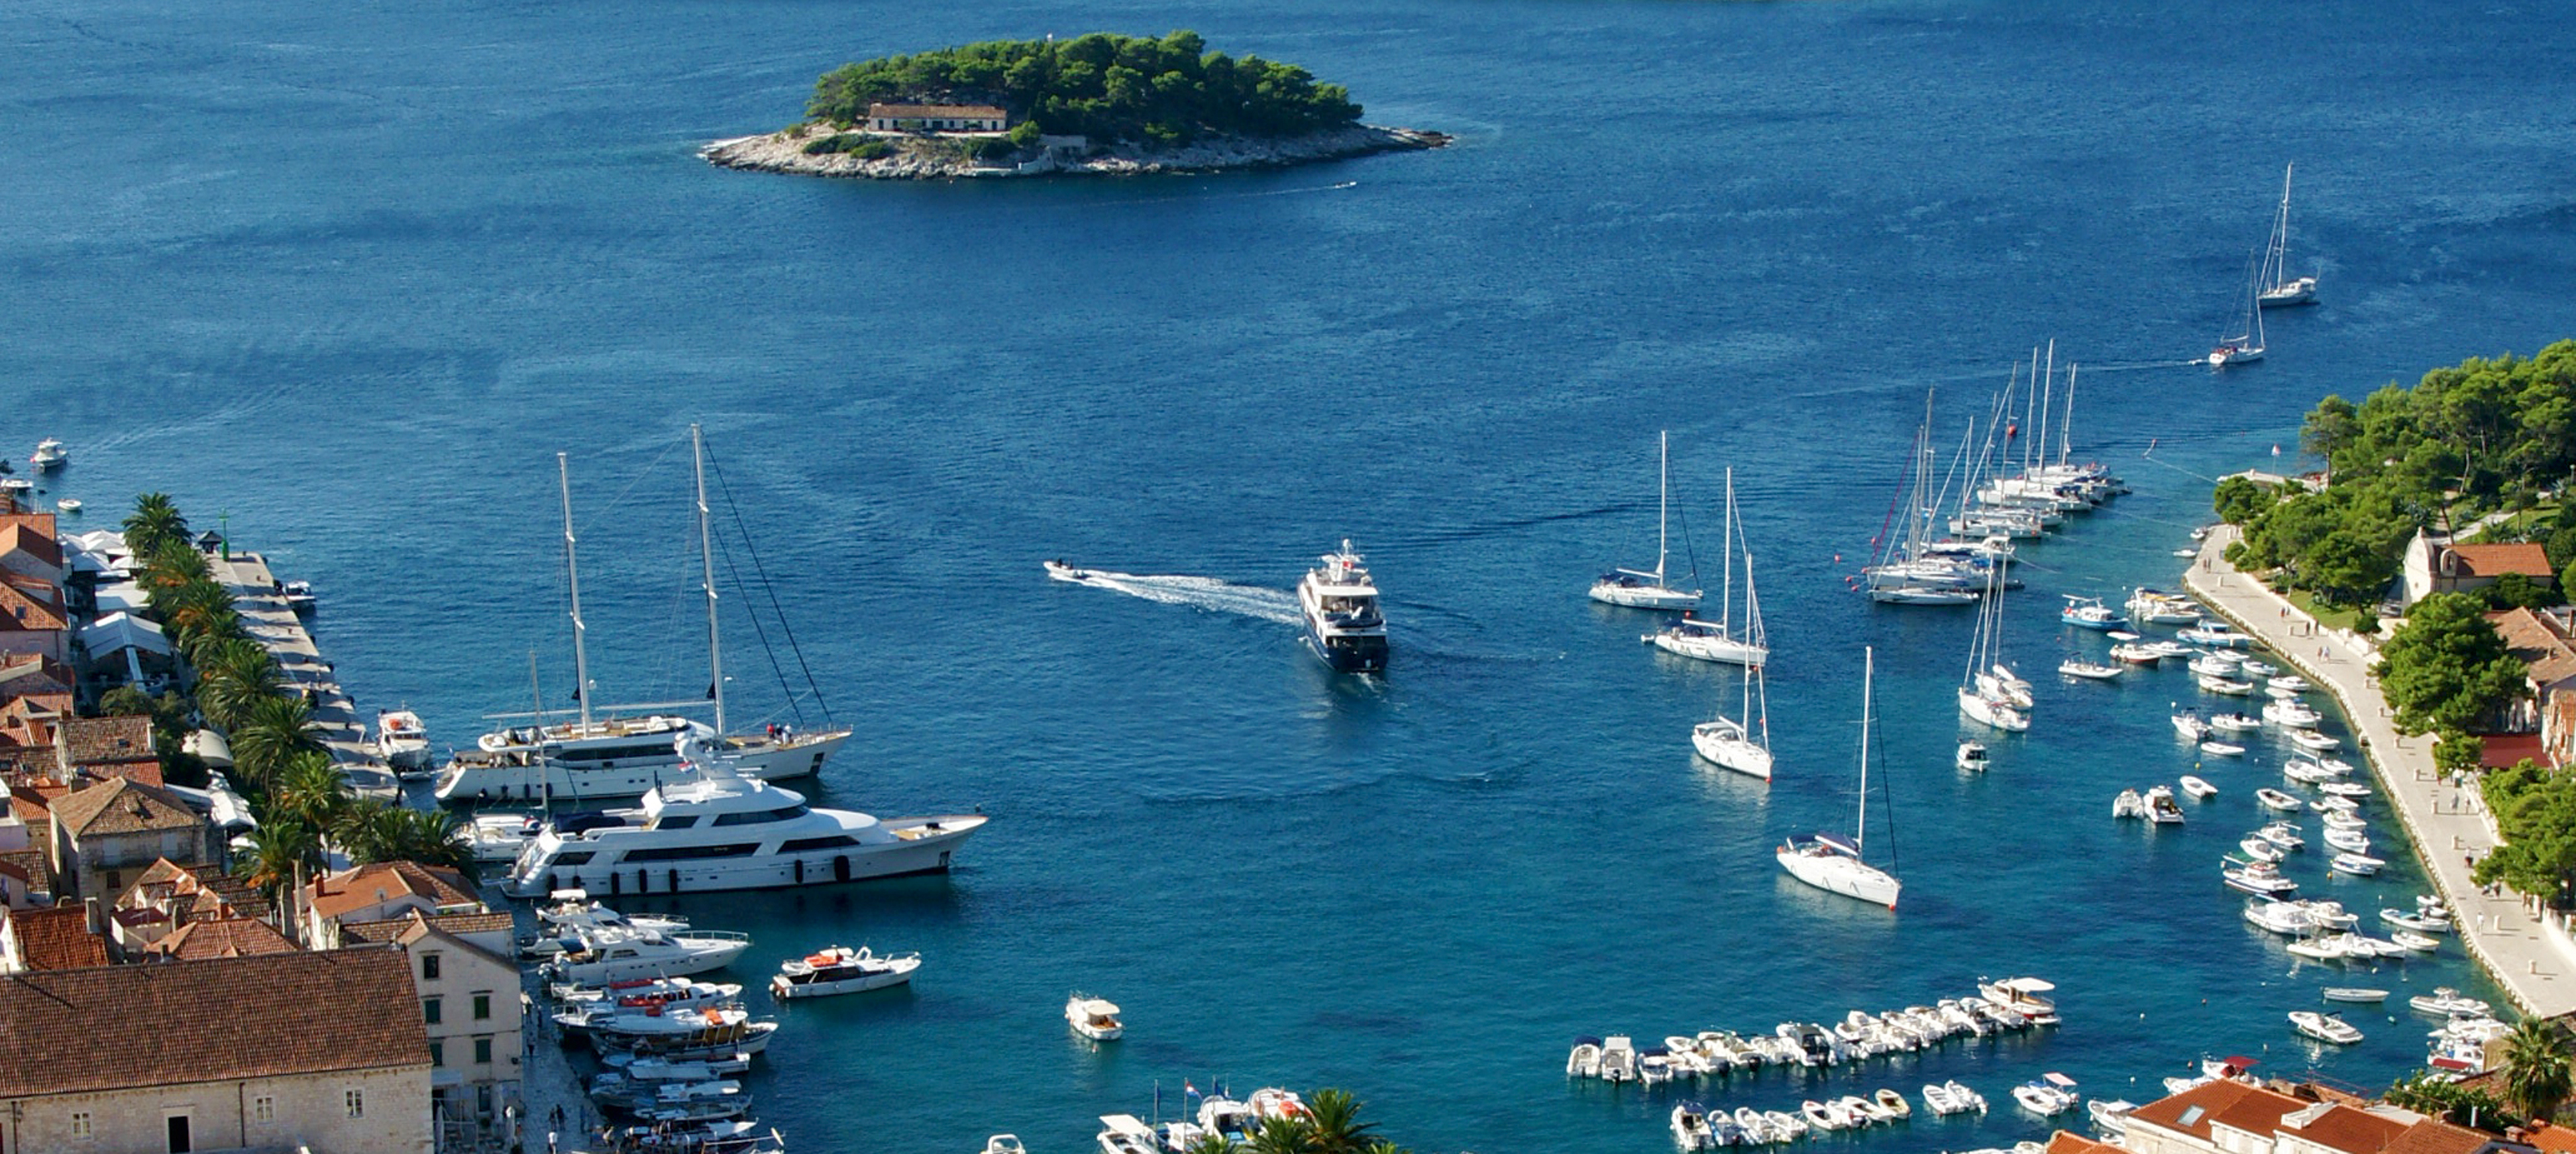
804,31,1362,150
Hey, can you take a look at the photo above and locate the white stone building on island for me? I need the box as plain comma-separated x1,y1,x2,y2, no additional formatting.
865,101,1008,133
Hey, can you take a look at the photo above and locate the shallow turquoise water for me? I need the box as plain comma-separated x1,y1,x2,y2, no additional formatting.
9,0,2576,1149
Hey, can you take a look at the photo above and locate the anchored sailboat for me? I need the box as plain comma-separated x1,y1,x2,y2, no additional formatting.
1591,431,1702,609
2257,164,2318,308
2209,252,2268,367
1691,551,1772,780
1647,466,1767,665
1958,564,2031,732
1777,647,1900,909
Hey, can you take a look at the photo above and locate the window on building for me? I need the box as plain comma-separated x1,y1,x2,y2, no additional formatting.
253,1097,274,1122
70,1111,92,1138
421,951,441,980
473,1036,492,1065
472,992,491,1020
105,870,122,894
423,996,442,1024
345,1089,364,1118
428,1039,445,1067
476,1085,494,1117
165,1114,191,1153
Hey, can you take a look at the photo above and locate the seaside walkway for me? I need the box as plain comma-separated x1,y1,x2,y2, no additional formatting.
213,552,402,799
2186,525,2576,1016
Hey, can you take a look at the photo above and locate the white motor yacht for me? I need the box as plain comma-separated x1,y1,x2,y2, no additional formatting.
1068,994,1125,1041
1956,741,1989,772
1097,1114,1157,1154
2243,897,2310,935
501,736,985,898
541,925,752,986
769,945,920,998
1299,540,1388,672
374,709,433,774
2290,1011,2363,1045
2410,988,2491,1016
28,438,66,471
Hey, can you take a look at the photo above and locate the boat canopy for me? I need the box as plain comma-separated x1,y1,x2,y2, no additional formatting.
1079,999,1122,1016
1998,977,2057,993
1100,1116,1154,1138
2044,1071,2078,1088
1573,1035,1603,1047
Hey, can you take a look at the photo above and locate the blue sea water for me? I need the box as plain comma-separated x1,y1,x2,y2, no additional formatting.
11,0,2576,1148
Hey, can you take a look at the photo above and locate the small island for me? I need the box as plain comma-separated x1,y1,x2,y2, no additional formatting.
702,30,1448,180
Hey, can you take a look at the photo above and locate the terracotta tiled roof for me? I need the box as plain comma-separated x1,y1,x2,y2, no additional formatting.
9,904,109,969
2129,1080,2304,1142
339,909,515,969
0,655,74,699
868,102,1008,119
2447,543,2555,580
306,860,480,922
2278,1102,2411,1154
0,946,427,1096
60,714,154,768
2489,607,2576,690
0,522,60,571
2522,1122,2576,1154
0,848,47,892
149,916,299,960
2046,1132,2123,1154
49,776,202,839
0,580,64,633
339,909,513,945
2381,1119,2497,1154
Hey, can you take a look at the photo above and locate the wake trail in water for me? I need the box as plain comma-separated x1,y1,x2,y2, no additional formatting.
1054,568,1303,625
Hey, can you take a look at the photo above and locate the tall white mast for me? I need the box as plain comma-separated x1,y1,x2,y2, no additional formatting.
1857,645,1874,855
2035,339,2055,478
2021,348,2039,474
1721,464,1735,631
692,424,727,735
1656,430,1670,586
2059,364,2078,468
558,452,593,731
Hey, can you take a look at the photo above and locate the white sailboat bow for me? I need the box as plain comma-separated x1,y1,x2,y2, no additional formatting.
1778,647,1900,909
1692,553,1773,780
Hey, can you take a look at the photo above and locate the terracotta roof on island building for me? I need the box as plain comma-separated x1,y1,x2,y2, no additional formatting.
48,776,196,838
7,905,109,969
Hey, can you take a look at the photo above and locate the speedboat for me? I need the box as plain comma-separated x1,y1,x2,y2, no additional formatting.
2059,659,2123,680
2062,596,2121,629
2257,822,2304,849
2290,730,2341,751
28,439,66,471
769,945,919,998
2180,776,2217,799
2256,788,2306,812
2290,1010,2363,1045
500,735,985,898
1042,559,1104,584
2263,700,2322,728
1650,615,1768,667
1957,741,1989,772
2324,827,2371,855
2090,1100,2138,1135
2411,988,2491,1016
2200,741,2245,757
374,709,433,774
2172,711,2212,740
1947,1081,1988,1113
2210,713,2262,733
2146,787,2186,824
2240,837,2283,863
1097,1114,1157,1154
1600,1036,1638,1082
1067,995,1124,1041
1299,540,1389,672
2224,859,2298,895
1672,1102,1717,1150
1567,1037,1603,1078
1637,1048,1674,1083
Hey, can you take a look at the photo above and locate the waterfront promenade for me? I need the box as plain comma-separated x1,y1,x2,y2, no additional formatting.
212,551,400,797
2186,524,2576,1016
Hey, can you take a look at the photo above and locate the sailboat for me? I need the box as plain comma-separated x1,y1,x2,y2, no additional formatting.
2257,164,2318,308
1777,647,1901,909
435,431,854,804
1648,468,1768,666
1958,564,2031,731
1591,431,1702,609
2208,252,2267,367
1691,552,1772,780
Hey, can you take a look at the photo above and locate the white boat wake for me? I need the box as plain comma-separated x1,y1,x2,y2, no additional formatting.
1048,565,1301,625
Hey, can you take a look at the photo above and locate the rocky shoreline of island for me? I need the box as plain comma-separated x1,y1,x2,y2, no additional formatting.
700,122,1450,181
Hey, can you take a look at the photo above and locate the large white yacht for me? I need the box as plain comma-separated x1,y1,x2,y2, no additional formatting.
435,715,849,804
500,737,985,898
1298,540,1387,673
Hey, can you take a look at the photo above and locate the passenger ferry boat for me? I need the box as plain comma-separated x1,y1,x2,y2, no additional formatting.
500,737,985,898
1297,540,1387,673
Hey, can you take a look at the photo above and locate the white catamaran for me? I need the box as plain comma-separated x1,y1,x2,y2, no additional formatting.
1690,547,1772,780
1777,647,1901,909
1591,431,1702,610
2257,163,2318,308
437,431,852,804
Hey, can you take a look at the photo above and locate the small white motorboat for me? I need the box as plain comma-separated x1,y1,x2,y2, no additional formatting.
2390,930,2439,951
2290,729,2341,751
2210,713,2263,733
2286,935,2345,961
2324,827,2371,854
2285,758,2345,784
1096,1114,1157,1154
2316,794,2361,813
2322,987,2388,1004
2270,674,2312,692
1672,1102,1717,1150
1923,1083,1961,1116
2180,775,2217,799
2240,837,2283,863
985,1135,1026,1154
2263,700,2323,728
2172,711,2212,740
2332,851,2383,877
2147,786,2186,824
2174,547,2198,557
2410,988,2490,1016
2013,1073,2078,1116
2180,621,2253,647
2224,858,2298,895
1873,1088,1913,1120
2107,629,2143,641
2381,908,2449,933
1801,1100,1842,1132
771,945,920,998
2114,789,2147,819
2257,822,2304,849
1947,1081,1988,1113
2089,1099,2138,1135
2059,659,2123,680
2256,788,2306,812
1067,994,1125,1041
1042,560,1103,584
2243,896,2308,933
53,497,80,514
2290,1010,2363,1044
1600,1036,1638,1082
2200,675,2257,695
29,438,66,471
2318,781,2372,799
1567,1037,1603,1078
2112,643,2163,664
2200,741,2246,757
1957,740,1989,772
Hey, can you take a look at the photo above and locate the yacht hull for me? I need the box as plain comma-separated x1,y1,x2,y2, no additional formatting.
1692,725,1774,780
1590,582,1701,610
504,815,985,899
1305,627,1387,673
1652,631,1768,667
1777,846,1900,908
437,729,853,804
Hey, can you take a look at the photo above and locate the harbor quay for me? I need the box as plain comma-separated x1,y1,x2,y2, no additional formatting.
212,549,402,798
2186,524,2576,1016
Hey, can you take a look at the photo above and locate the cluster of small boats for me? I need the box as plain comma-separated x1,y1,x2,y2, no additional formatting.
1083,1086,1318,1153
1567,980,2061,1092
1666,1085,1947,1149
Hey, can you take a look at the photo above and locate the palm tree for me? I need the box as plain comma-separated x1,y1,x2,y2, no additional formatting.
1303,1090,1376,1154
1248,1115,1313,1154
229,694,324,794
142,541,211,596
1185,1136,1241,1154
123,492,190,558
2505,1016,2573,1124
158,580,237,650
232,817,317,914
269,750,351,833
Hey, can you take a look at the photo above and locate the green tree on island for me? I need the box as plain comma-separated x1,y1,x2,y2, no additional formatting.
2373,592,2527,734
806,31,1362,149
